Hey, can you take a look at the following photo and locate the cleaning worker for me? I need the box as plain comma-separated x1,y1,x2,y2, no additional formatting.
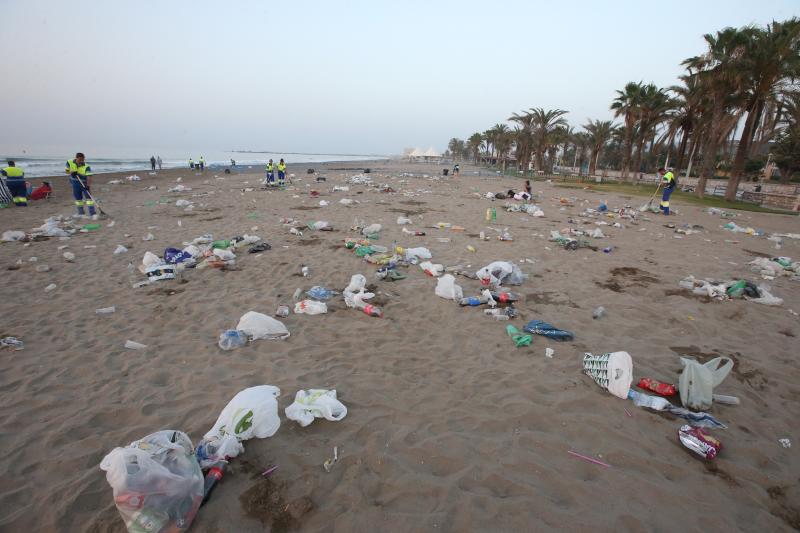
657,167,676,215
65,152,95,217
265,159,274,185
199,155,205,171
277,158,286,186
189,157,194,170
1,160,27,206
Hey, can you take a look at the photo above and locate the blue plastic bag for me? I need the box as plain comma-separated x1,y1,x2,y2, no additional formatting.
164,247,193,264
523,320,574,341
306,286,336,301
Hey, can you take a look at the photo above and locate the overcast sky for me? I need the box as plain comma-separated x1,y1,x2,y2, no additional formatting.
1,0,797,157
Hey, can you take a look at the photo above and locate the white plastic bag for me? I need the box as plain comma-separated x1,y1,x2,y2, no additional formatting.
404,247,432,260
419,261,444,277
362,223,381,236
285,389,348,427
204,385,281,441
113,245,128,254
175,199,192,208
2,230,25,241
142,251,162,268
747,285,784,306
396,216,412,225
236,311,290,340
435,274,463,300
294,300,328,314
679,357,733,411
343,274,374,309
100,430,204,532
212,249,236,261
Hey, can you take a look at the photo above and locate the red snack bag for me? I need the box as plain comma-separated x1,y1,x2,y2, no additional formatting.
637,377,677,397
678,425,722,459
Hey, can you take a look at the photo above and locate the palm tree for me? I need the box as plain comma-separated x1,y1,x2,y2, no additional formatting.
583,119,616,175
448,138,465,161
683,27,750,198
528,108,568,172
572,132,592,174
467,133,483,164
666,74,704,176
631,84,672,177
491,124,512,172
728,18,800,199
611,82,643,180
509,111,535,171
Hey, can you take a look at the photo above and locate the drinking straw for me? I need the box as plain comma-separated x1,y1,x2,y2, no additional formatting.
568,451,611,468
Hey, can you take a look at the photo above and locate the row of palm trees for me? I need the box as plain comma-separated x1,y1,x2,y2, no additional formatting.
446,18,800,200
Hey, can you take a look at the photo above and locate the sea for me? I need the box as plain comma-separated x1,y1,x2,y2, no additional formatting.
1,151,386,179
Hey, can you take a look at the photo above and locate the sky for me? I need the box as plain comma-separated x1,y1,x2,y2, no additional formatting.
1,0,797,158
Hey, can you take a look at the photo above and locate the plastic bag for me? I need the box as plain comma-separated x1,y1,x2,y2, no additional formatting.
236,311,290,340
476,261,526,286
99,430,204,532
404,247,432,260
419,261,444,277
435,274,463,300
142,251,162,269
747,285,783,306
343,274,374,309
294,300,328,314
285,389,348,427
218,329,248,350
362,223,381,236
678,357,733,411
306,286,336,301
195,434,244,469
1,230,25,242
204,385,281,441
396,216,412,225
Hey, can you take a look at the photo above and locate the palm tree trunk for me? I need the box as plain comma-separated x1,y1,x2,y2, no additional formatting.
621,116,634,180
675,126,691,175
633,135,646,180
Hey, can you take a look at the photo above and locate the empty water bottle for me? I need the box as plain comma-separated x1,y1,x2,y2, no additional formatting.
306,286,335,300
218,330,247,351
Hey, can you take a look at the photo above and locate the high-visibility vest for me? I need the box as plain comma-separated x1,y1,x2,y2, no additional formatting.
267,163,273,172
66,159,91,178
2,166,24,179
200,157,204,163
278,163,286,172
663,171,675,187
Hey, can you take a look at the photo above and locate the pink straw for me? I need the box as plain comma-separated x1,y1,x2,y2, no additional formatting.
261,465,279,477
624,408,633,417
568,450,611,468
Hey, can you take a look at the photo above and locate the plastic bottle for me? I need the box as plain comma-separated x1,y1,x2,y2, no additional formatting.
459,296,487,306
485,208,492,221
490,291,519,303
301,265,310,277
627,389,670,410
202,462,225,506
211,239,230,249
712,394,740,405
491,207,497,221
592,306,606,319
361,304,383,317
96,306,116,315
726,280,746,298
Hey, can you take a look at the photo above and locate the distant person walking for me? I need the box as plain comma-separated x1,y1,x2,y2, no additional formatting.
230,158,236,167
453,163,460,176
65,152,95,217
150,155,156,171
199,156,205,171
189,157,194,170
657,167,676,215
157,155,162,170
1,160,27,206
278,158,286,186
265,159,274,185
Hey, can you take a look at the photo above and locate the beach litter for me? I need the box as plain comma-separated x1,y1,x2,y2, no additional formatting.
583,351,633,399
434,274,463,301
523,320,575,341
568,450,610,468
678,425,722,460
1,337,24,351
323,446,339,472
285,389,348,427
100,430,204,532
124,340,147,350
506,324,532,347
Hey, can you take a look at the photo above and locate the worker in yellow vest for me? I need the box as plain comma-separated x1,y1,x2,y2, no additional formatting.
657,167,676,215
277,158,286,186
65,152,95,216
199,156,205,171
265,159,275,185
189,158,194,170
1,160,27,206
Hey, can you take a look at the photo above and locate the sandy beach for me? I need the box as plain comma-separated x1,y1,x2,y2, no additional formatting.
1,160,798,532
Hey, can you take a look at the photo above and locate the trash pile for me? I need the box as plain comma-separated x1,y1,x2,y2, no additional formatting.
135,233,265,287
721,221,764,236
678,276,783,305
100,384,348,530
583,352,736,460
748,256,800,280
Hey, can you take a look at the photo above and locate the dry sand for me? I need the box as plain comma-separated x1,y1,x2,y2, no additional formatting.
0,160,798,532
